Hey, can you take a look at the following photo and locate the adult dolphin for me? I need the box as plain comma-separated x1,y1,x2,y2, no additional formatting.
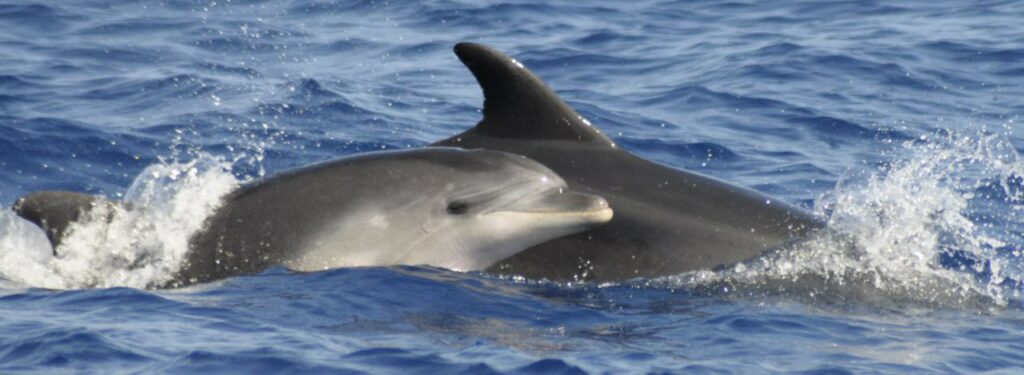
434,43,824,282
13,148,612,288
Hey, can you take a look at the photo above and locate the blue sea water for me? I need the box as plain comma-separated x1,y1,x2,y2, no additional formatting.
1,0,1023,373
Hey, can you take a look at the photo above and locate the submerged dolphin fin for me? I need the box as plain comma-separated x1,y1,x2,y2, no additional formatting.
440,42,615,146
12,191,119,250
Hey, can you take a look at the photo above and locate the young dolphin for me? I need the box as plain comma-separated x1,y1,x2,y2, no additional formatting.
435,43,825,281
13,148,612,287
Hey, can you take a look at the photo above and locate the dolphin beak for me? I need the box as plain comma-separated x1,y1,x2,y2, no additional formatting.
504,190,613,224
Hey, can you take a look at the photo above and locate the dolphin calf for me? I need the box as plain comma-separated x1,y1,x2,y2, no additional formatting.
13,148,612,287
434,43,824,282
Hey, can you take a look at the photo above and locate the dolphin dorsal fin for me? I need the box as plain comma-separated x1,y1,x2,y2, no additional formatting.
449,42,614,146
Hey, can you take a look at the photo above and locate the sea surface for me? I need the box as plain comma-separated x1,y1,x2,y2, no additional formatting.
1,0,1023,373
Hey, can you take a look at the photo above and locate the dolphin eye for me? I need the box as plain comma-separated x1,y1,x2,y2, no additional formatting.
446,201,470,215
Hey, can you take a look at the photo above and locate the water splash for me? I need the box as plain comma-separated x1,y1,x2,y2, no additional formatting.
655,126,1024,308
0,155,238,289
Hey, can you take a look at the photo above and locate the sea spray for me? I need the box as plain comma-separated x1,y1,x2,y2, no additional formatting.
0,155,238,289
0,210,59,288
654,127,1024,308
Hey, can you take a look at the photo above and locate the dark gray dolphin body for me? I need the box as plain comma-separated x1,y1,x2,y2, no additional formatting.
434,43,824,281
14,148,612,288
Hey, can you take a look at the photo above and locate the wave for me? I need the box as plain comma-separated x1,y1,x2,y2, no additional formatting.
651,126,1024,309
0,155,237,289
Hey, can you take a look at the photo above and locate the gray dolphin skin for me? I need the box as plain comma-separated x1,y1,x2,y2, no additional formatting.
434,42,824,282
13,148,612,287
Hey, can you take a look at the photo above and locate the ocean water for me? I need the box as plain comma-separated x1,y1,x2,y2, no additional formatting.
1,0,1023,373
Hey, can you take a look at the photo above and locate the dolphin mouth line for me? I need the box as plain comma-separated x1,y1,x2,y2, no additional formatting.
500,206,614,222
486,185,612,221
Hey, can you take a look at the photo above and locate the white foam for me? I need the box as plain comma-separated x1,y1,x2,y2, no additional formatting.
654,127,1024,307
0,155,239,289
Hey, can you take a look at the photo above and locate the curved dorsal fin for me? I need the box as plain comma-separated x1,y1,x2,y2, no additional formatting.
449,42,614,146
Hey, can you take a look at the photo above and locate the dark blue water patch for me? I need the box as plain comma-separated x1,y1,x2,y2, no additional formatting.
0,3,83,32
286,0,399,14
388,41,455,58
972,176,1024,204
284,78,343,101
616,138,739,164
948,353,1021,373
635,84,817,120
516,49,664,85
342,347,486,374
856,4,912,16
217,22,305,40
693,1,760,12
791,1,907,17
313,37,382,56
190,36,298,54
191,63,261,79
75,18,198,36
80,74,218,102
733,63,806,82
919,41,1024,65
735,31,792,43
60,46,167,66
751,41,806,57
38,62,89,76
162,349,352,374
518,46,650,70
764,160,833,176
51,287,174,309
137,116,341,168
251,102,323,118
512,359,586,375
0,116,153,196
807,55,937,91
0,328,152,370
637,3,706,22
184,23,307,55
418,2,564,26
0,117,107,152
0,94,30,109
796,365,857,375
198,266,616,332
0,74,40,90
913,67,990,92
634,85,723,108
784,115,911,146
248,100,378,128
746,160,835,194
994,66,1024,78
938,247,995,284
572,30,646,49
713,314,816,336
0,288,58,304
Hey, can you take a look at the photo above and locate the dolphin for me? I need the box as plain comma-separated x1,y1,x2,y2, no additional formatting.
13,148,613,287
434,43,824,282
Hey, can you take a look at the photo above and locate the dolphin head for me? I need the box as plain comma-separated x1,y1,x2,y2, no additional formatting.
288,148,612,272
413,148,613,270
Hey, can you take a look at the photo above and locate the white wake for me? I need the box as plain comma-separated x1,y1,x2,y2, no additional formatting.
0,155,238,289
654,126,1024,308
